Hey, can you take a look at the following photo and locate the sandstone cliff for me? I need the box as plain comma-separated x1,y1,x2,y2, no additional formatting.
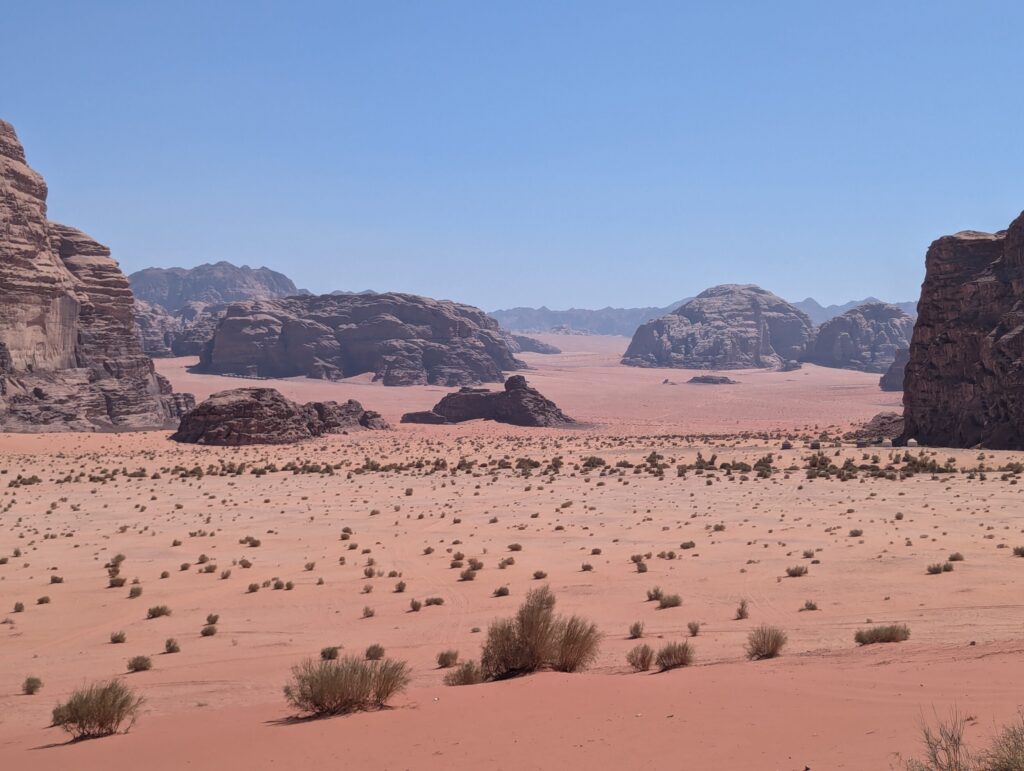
879,348,908,392
129,262,301,312
804,302,914,373
196,293,524,386
621,285,813,370
0,119,193,431
901,212,1024,448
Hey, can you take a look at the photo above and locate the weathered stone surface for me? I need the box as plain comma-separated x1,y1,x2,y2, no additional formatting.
901,212,1024,448
129,262,301,312
621,285,813,370
506,334,561,355
197,293,524,386
0,119,193,431
171,387,387,445
879,348,909,392
400,375,573,427
134,300,228,357
805,303,914,373
846,411,904,442
687,375,738,385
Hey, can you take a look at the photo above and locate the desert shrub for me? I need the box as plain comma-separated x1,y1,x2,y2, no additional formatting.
947,552,964,562
735,599,750,620
581,563,593,572
365,644,385,660
283,656,410,716
533,570,548,580
321,646,340,661
126,655,152,673
786,565,808,577
206,613,219,625
200,624,217,637
628,621,644,639
493,586,510,597
636,561,648,574
658,593,682,609
626,643,654,672
655,641,694,671
855,624,910,645
128,585,143,599
436,649,459,668
927,563,944,575
746,625,787,660
553,616,603,672
50,575,64,584
802,600,819,611
37,596,50,605
22,676,42,695
164,638,180,654
394,581,406,593
110,630,127,644
687,621,701,637
13,601,24,613
247,583,260,593
849,529,864,537
459,568,477,581
146,605,171,619
1012,546,1024,557
409,599,422,612
424,597,444,606
646,586,663,602
443,660,484,686
362,606,375,618
51,680,143,739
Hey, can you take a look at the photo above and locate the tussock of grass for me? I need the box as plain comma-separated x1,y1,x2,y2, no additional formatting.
51,680,143,739
283,656,410,716
855,624,910,645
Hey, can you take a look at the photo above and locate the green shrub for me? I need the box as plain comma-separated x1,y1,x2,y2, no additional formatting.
51,680,143,739
283,656,410,716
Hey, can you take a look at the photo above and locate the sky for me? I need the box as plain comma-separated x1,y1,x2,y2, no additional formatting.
2,1,1022,311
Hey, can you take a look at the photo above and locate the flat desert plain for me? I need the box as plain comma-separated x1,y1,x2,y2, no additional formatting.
1,335,1023,770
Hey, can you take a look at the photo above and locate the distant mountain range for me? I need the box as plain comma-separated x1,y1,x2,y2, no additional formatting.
492,296,917,335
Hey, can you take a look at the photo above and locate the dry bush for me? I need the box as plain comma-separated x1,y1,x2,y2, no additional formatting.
443,660,483,686
658,593,682,609
628,621,644,639
902,710,1024,770
436,649,459,668
855,624,910,645
626,643,654,672
283,656,410,716
22,676,42,695
553,616,603,672
126,655,152,672
51,679,143,739
746,625,787,660
655,641,694,671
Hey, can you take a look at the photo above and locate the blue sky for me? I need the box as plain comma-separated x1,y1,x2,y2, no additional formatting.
3,1,1022,310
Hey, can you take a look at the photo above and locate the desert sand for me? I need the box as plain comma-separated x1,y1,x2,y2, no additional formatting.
1,334,1022,769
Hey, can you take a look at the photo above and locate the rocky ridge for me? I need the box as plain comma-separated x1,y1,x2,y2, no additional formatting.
804,302,915,373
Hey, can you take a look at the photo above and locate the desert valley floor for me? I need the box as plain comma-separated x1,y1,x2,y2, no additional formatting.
2,334,1023,769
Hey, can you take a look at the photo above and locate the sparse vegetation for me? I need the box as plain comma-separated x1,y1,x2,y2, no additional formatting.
51,680,143,739
745,625,787,660
283,656,410,716
626,643,654,671
655,641,694,671
855,624,910,645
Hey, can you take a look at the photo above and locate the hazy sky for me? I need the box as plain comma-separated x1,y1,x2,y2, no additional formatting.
3,1,1022,310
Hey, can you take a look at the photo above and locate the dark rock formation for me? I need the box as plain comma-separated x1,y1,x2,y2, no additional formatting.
804,303,915,373
400,375,573,427
197,293,524,386
901,212,1024,448
879,348,908,392
134,300,228,357
793,297,917,325
129,262,301,313
0,119,193,431
846,411,904,442
506,334,561,355
621,285,813,370
171,387,388,445
687,375,738,385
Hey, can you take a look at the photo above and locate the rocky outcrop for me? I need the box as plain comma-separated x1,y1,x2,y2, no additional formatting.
687,375,737,385
506,334,561,355
621,285,813,370
901,212,1024,448
401,375,573,427
171,387,387,445
134,300,228,357
196,293,525,386
879,348,909,391
129,262,301,313
846,411,904,442
0,119,193,431
794,297,917,325
804,303,914,373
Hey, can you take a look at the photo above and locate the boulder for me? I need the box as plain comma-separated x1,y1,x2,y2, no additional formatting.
400,375,573,427
621,285,813,370
0,119,193,431
901,211,1024,448
879,348,909,392
170,387,388,445
805,303,914,373
197,293,525,386
687,375,738,385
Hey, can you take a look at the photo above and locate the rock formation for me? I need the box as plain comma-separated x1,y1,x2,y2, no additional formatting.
879,348,908,391
171,387,388,445
134,300,228,357
901,211,1024,448
0,119,193,431
687,375,738,385
401,375,573,427
129,262,302,313
804,303,914,373
505,334,561,355
196,293,524,386
490,301,688,337
846,411,904,443
621,285,813,370
793,297,917,325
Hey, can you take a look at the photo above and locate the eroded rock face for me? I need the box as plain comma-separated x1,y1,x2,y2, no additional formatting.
401,375,573,427
902,212,1024,448
846,411,905,442
0,119,193,431
506,334,561,355
805,303,914,373
170,387,388,445
621,285,813,370
129,262,301,313
879,348,909,392
197,293,524,386
134,300,228,357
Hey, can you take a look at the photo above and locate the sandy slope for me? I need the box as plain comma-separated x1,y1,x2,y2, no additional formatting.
1,335,1021,769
